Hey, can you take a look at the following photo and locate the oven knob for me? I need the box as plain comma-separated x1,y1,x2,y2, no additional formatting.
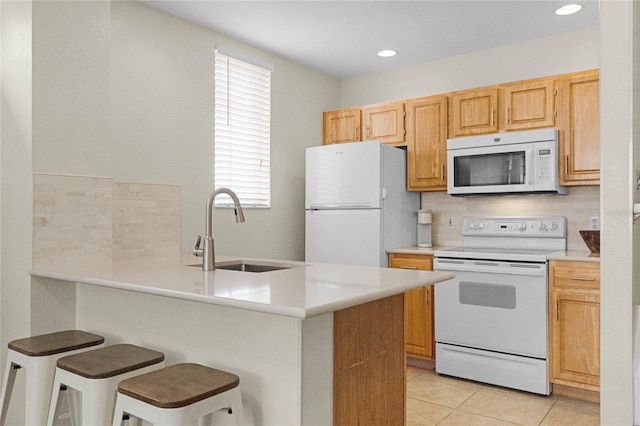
478,222,485,230
468,222,476,230
518,222,527,231
550,222,558,230
539,222,548,231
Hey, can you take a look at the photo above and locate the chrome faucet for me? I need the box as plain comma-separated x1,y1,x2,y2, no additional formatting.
193,187,245,271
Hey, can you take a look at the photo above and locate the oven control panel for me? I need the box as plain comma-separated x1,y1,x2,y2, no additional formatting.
462,216,566,238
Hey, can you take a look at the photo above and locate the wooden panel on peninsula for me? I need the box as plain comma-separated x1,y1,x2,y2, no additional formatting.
333,294,405,425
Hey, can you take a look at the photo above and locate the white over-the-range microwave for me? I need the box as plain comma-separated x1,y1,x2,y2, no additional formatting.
447,128,568,196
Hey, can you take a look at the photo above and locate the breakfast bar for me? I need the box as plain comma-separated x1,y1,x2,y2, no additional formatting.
30,254,453,425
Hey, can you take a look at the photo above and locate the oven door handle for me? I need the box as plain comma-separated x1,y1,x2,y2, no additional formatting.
434,259,546,277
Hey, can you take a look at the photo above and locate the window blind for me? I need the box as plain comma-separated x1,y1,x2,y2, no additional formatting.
215,51,271,208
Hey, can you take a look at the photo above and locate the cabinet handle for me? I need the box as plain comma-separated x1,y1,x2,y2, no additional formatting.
565,155,570,174
399,266,417,270
441,164,445,180
491,108,495,127
506,107,510,124
569,276,596,281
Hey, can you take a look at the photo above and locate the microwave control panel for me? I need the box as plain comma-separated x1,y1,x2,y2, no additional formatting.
536,148,552,183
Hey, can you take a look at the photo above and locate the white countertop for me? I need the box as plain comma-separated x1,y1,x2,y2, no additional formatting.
388,245,454,255
547,250,600,262
30,254,454,319
391,246,601,263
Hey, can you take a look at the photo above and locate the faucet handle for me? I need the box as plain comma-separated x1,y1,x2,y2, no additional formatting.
192,235,203,257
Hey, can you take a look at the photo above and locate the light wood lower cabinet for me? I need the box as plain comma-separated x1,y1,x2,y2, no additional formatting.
388,253,435,360
549,260,600,391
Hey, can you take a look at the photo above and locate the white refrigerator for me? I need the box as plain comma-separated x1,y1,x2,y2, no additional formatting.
305,140,419,267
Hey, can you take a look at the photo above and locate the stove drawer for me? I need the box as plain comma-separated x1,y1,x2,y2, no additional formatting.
436,343,550,395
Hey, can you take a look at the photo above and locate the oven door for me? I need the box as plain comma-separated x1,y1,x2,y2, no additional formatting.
434,257,547,358
447,143,534,195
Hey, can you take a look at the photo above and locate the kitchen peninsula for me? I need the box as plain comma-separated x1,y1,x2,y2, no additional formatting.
30,254,453,425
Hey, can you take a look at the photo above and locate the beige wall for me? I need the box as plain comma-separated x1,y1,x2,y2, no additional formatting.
31,1,341,262
340,27,599,107
1,1,33,423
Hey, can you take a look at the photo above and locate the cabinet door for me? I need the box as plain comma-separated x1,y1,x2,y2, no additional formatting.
388,253,434,360
501,79,555,131
450,88,499,137
363,102,406,145
556,70,600,185
404,286,434,359
323,108,361,145
550,291,600,390
406,95,448,192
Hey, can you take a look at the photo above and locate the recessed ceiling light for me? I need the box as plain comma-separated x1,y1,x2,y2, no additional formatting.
555,4,582,15
377,49,397,58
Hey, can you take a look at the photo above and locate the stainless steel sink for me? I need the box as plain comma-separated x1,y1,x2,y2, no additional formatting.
187,260,295,273
216,261,291,273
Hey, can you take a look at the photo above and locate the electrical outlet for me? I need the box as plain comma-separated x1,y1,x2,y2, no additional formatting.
446,216,455,229
589,216,600,230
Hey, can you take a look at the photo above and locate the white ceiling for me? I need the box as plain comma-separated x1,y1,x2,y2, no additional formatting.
140,0,599,79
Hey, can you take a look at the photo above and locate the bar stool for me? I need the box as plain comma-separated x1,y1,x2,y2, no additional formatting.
0,330,104,426
112,363,244,425
47,343,165,426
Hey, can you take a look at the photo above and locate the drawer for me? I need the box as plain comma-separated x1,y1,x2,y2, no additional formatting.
550,260,600,291
388,253,433,271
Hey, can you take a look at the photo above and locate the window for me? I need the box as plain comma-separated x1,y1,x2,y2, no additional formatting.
214,49,272,208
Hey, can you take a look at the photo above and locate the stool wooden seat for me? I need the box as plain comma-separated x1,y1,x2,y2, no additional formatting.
8,330,104,357
112,363,244,425
0,330,104,426
47,344,165,426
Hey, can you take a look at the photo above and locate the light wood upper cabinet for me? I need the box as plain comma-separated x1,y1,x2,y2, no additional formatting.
450,88,499,137
556,70,600,185
363,101,406,146
406,95,448,192
388,253,435,360
500,79,556,131
322,69,600,188
322,108,361,145
549,260,600,391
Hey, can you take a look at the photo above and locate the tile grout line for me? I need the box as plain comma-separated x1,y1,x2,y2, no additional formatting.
536,398,560,426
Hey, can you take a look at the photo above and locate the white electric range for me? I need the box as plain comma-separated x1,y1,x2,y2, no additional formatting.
433,216,567,395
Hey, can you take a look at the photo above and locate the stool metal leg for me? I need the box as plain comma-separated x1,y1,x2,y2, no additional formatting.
0,360,19,426
25,354,58,426
229,390,245,426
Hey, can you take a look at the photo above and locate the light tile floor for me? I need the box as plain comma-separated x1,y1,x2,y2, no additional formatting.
407,367,600,425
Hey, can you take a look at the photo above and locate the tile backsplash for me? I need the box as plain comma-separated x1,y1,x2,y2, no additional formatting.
33,174,181,268
421,186,599,250
33,174,114,269
33,173,599,267
113,182,180,259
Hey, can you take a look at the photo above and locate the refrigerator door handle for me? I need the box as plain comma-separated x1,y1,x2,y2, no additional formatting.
381,188,387,199
308,204,375,210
